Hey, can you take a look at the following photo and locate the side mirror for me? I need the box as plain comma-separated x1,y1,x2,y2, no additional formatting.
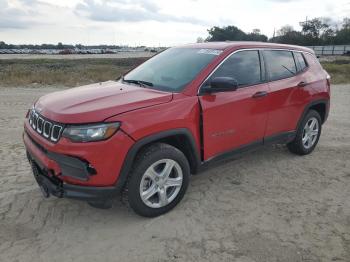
202,77,238,94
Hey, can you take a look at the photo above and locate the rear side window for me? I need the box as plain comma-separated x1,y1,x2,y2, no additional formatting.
209,50,262,87
264,50,296,81
294,52,307,72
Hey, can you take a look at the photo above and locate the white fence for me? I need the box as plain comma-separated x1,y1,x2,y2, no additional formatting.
307,45,350,56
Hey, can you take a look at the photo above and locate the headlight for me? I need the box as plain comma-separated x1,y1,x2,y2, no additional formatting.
62,122,121,142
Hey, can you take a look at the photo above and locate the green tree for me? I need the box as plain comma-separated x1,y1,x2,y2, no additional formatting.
207,26,247,41
247,29,268,42
277,25,294,36
196,37,204,43
206,26,267,42
57,42,64,49
342,18,350,30
0,41,7,49
299,17,335,44
334,18,350,45
271,30,306,45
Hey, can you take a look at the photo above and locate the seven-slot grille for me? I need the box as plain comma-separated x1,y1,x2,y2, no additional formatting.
28,109,64,143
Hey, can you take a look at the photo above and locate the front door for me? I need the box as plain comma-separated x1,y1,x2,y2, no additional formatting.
199,50,269,160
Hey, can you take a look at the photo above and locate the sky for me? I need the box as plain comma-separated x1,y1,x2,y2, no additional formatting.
0,0,349,46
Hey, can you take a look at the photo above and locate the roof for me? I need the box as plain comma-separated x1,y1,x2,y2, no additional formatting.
178,41,314,53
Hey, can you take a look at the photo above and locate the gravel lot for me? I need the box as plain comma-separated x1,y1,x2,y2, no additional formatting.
0,85,349,262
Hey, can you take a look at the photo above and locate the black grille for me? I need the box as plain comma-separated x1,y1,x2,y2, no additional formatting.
28,108,64,143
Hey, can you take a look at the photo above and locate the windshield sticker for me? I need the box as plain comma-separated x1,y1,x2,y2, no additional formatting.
197,49,223,56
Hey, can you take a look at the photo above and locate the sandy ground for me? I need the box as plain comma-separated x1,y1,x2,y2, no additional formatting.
0,85,349,262
0,52,154,60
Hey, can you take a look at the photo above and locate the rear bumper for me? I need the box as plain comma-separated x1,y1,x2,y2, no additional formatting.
27,151,120,201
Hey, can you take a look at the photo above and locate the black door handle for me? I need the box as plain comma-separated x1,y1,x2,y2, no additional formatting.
297,81,308,87
252,91,268,98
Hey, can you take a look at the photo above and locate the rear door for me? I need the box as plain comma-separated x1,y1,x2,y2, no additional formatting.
199,50,270,160
263,50,307,137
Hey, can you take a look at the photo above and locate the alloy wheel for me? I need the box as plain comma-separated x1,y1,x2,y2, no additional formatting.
302,117,319,149
139,159,183,208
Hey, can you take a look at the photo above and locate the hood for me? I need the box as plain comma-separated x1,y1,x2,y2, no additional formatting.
35,81,173,124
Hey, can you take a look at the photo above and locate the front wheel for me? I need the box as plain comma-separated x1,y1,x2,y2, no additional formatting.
287,110,322,155
125,143,190,217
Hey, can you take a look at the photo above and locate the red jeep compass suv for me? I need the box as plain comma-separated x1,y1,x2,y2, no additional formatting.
23,42,330,217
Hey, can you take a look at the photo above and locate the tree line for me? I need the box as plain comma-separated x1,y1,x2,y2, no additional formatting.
204,17,350,46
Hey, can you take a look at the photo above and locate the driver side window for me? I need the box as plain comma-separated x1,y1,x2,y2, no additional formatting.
210,50,262,87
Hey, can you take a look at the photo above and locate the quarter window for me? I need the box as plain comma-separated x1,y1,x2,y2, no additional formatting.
209,50,262,87
294,52,307,72
264,50,297,81
304,53,322,70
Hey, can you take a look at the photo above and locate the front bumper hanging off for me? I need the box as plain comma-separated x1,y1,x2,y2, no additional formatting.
27,150,119,202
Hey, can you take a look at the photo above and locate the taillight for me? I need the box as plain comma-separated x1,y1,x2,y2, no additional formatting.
324,70,331,88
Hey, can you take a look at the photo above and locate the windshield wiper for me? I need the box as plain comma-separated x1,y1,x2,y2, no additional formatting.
122,78,154,88
282,65,296,76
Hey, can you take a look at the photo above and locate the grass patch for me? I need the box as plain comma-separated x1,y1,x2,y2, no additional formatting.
0,58,148,87
321,61,350,84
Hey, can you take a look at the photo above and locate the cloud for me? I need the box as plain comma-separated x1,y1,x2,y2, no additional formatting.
75,0,207,25
0,0,39,29
0,19,28,29
1,0,348,46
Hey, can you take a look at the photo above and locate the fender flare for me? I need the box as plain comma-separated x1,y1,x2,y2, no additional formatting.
114,128,201,190
296,99,329,131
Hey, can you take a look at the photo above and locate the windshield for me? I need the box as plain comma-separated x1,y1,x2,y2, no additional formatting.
123,48,222,92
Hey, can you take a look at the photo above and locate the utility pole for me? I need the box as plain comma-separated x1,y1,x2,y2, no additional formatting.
300,16,308,34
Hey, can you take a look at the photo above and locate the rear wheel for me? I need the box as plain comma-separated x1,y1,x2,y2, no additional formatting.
125,143,190,217
287,110,322,155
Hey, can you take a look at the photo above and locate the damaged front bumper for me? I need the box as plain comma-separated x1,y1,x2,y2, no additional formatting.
27,150,119,201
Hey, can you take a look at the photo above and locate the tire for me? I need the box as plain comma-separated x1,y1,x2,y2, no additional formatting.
124,143,190,217
287,110,322,155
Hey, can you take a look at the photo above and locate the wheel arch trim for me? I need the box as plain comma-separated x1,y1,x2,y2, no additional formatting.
115,128,201,190
297,99,329,131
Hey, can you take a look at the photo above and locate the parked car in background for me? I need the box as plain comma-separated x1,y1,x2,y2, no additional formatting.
23,42,330,217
